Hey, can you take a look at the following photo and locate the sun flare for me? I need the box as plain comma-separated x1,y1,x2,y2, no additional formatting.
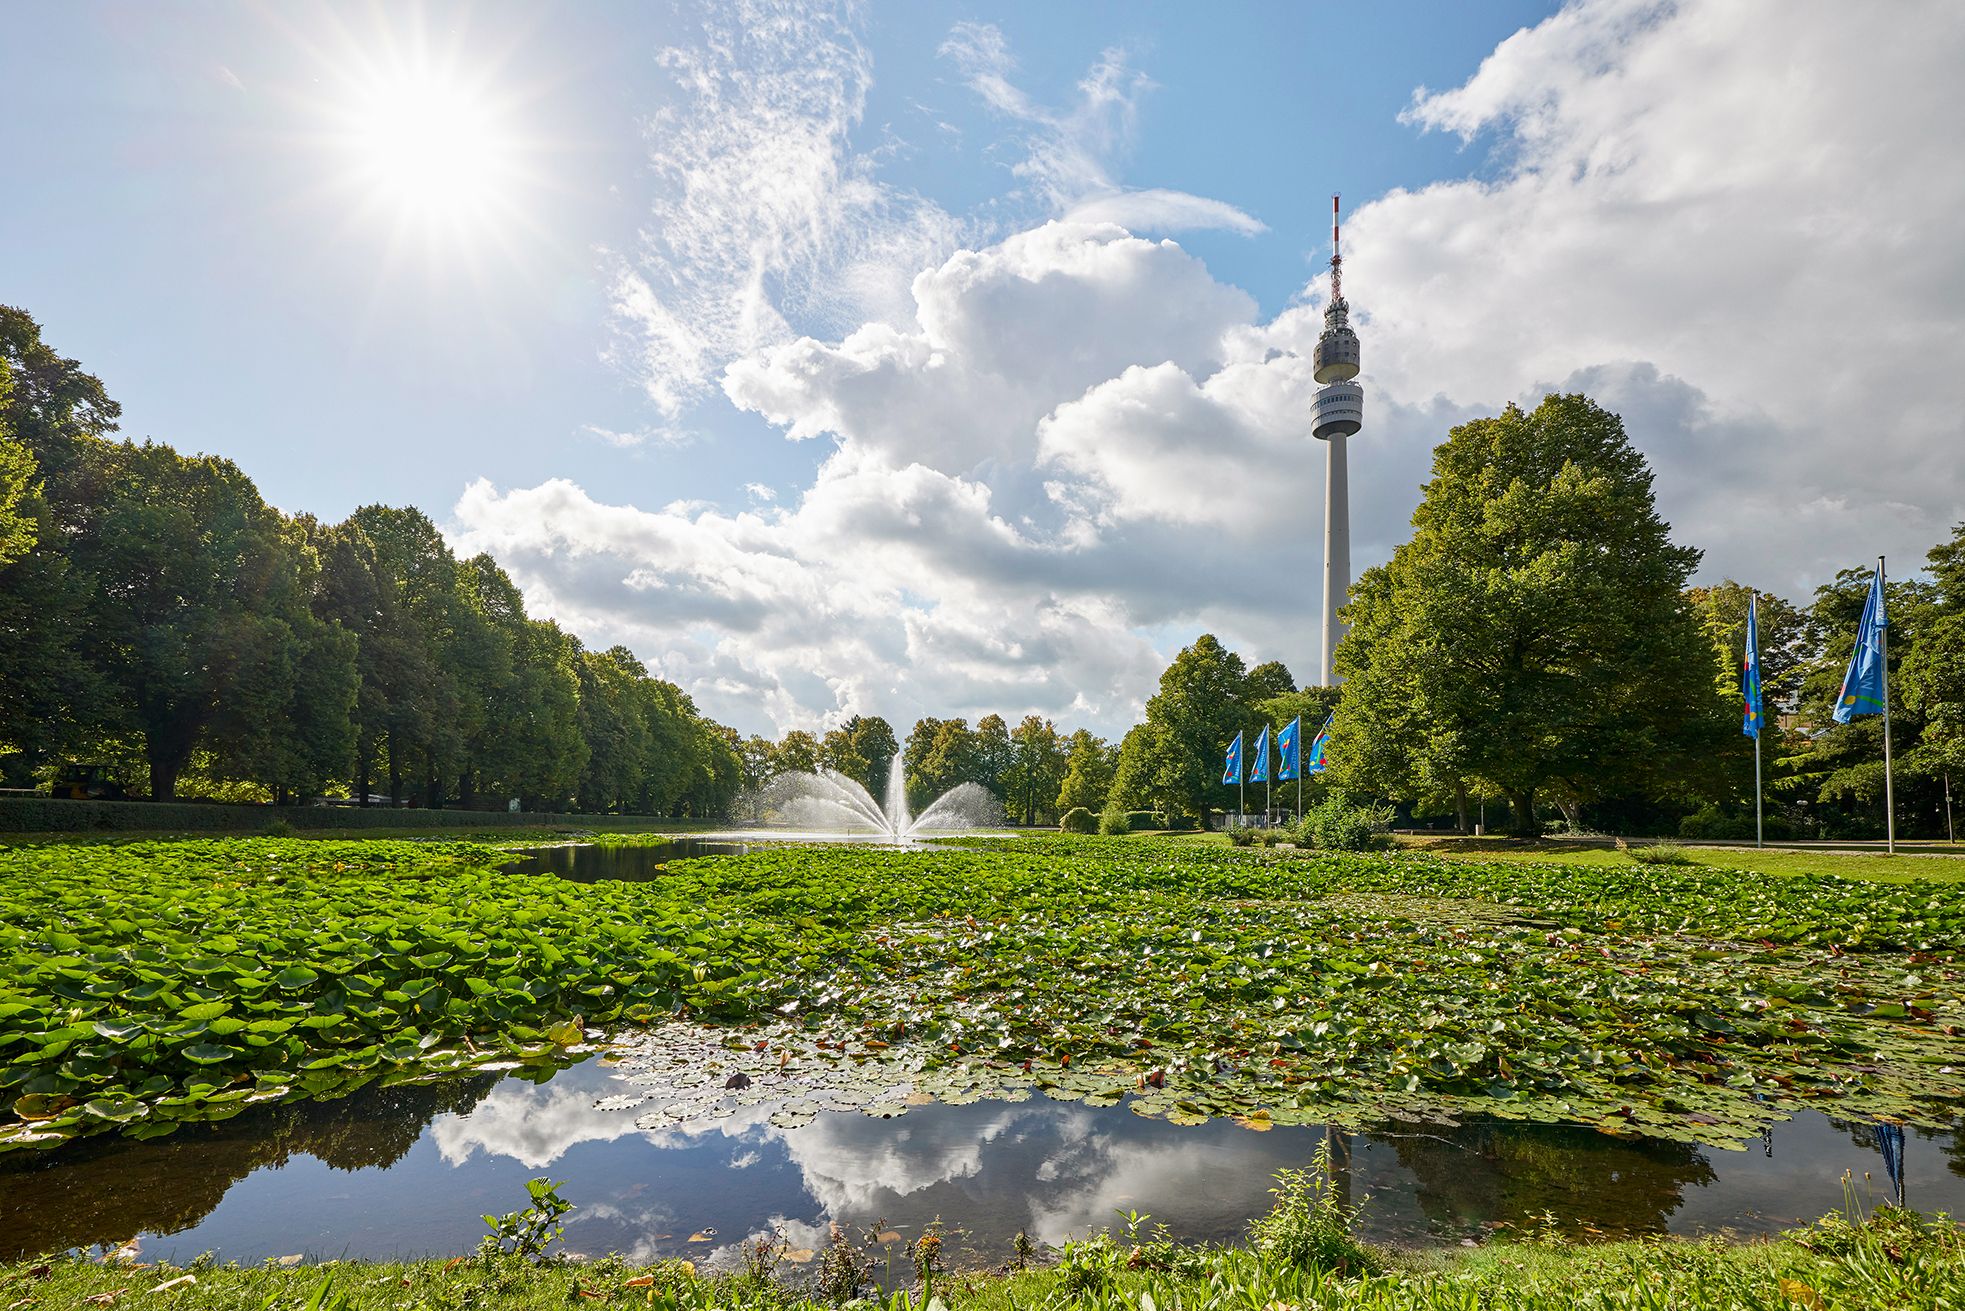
320,52,533,247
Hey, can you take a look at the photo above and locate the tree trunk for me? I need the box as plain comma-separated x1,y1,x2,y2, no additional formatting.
1454,781,1470,834
1507,789,1538,837
150,755,181,802
387,740,402,808
357,742,371,808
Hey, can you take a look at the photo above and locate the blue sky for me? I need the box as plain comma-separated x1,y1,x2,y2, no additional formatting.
1,1,1551,521
5,2,1960,737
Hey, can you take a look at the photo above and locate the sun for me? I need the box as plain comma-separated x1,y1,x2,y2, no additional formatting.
347,72,511,221
317,48,536,248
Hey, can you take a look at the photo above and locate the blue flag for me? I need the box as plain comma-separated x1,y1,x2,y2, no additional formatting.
1221,731,1243,785
1251,725,1270,782
1277,716,1302,781
1305,713,1333,775
1833,568,1888,724
1742,595,1763,740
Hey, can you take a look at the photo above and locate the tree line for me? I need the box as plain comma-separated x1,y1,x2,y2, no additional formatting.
1104,394,1965,839
0,307,740,814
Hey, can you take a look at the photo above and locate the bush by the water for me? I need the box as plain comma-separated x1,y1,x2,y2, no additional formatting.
1628,839,1696,866
1097,807,1130,835
1060,806,1097,834
1294,793,1393,851
1680,803,1800,841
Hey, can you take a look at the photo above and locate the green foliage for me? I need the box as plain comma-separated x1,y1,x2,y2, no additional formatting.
1294,793,1392,851
1225,825,1257,846
1111,635,1294,827
1246,1137,1380,1276
5,1182,1965,1311
5,833,1965,1157
1059,806,1097,834
478,1178,574,1264
1096,807,1131,835
0,797,683,834
1627,839,1695,866
1056,729,1117,818
1335,394,1735,834
0,310,743,817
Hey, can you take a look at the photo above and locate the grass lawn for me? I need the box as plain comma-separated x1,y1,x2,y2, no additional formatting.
3,1199,1958,1310
1395,833,1965,883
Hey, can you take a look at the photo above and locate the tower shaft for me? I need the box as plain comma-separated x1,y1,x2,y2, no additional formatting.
1310,193,1361,687
1321,432,1350,686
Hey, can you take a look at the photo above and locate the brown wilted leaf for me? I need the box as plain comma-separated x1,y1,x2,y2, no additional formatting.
1779,1279,1825,1310
83,1291,128,1307
624,1275,657,1288
150,1274,196,1294
686,1231,716,1243
781,1249,816,1264
276,1255,303,1267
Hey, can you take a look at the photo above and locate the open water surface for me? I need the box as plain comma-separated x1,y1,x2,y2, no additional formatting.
2,1057,1957,1266
504,842,760,882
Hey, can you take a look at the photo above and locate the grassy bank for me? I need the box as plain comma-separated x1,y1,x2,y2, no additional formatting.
3,1199,1958,1310
0,794,712,839
1393,835,1965,883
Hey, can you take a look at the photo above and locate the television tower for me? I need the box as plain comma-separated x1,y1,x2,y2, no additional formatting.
1311,194,1363,686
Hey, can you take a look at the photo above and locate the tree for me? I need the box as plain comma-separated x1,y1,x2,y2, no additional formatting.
1131,635,1252,826
1053,728,1114,817
0,356,35,569
0,308,120,775
1333,394,1734,834
773,730,820,777
1244,660,1296,704
1002,715,1067,825
905,717,977,809
973,714,1014,801
1902,523,1965,804
73,442,344,799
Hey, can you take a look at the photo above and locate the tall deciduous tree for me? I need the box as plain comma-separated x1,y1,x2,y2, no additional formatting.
905,717,977,810
1334,394,1732,834
1111,634,1252,826
1002,715,1066,825
1055,728,1116,816
74,443,352,799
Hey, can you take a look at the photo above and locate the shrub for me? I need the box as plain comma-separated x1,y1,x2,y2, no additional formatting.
1060,806,1097,834
1226,825,1257,846
1295,793,1393,851
1247,1138,1381,1276
1126,809,1160,831
1097,807,1131,835
1629,839,1696,866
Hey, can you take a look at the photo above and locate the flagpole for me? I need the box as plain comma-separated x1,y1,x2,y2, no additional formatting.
1751,594,1763,850
1880,555,1895,855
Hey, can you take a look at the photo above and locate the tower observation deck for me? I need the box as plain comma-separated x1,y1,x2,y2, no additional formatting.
1313,195,1362,686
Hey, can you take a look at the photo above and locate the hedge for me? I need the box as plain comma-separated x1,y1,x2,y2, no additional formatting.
0,797,679,835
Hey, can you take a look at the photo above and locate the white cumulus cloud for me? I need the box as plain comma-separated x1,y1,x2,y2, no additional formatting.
469,0,1965,737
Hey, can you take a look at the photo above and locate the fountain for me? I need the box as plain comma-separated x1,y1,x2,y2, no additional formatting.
746,753,1003,842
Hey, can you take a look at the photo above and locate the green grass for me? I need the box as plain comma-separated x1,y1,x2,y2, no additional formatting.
1406,836,1965,883
3,1200,1960,1311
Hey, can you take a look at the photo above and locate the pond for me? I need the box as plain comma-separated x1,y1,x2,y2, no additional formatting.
503,841,760,882
503,836,936,882
3,1056,1956,1266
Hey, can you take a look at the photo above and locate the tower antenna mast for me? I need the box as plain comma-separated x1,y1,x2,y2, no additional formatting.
1311,194,1364,687
1330,193,1343,304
